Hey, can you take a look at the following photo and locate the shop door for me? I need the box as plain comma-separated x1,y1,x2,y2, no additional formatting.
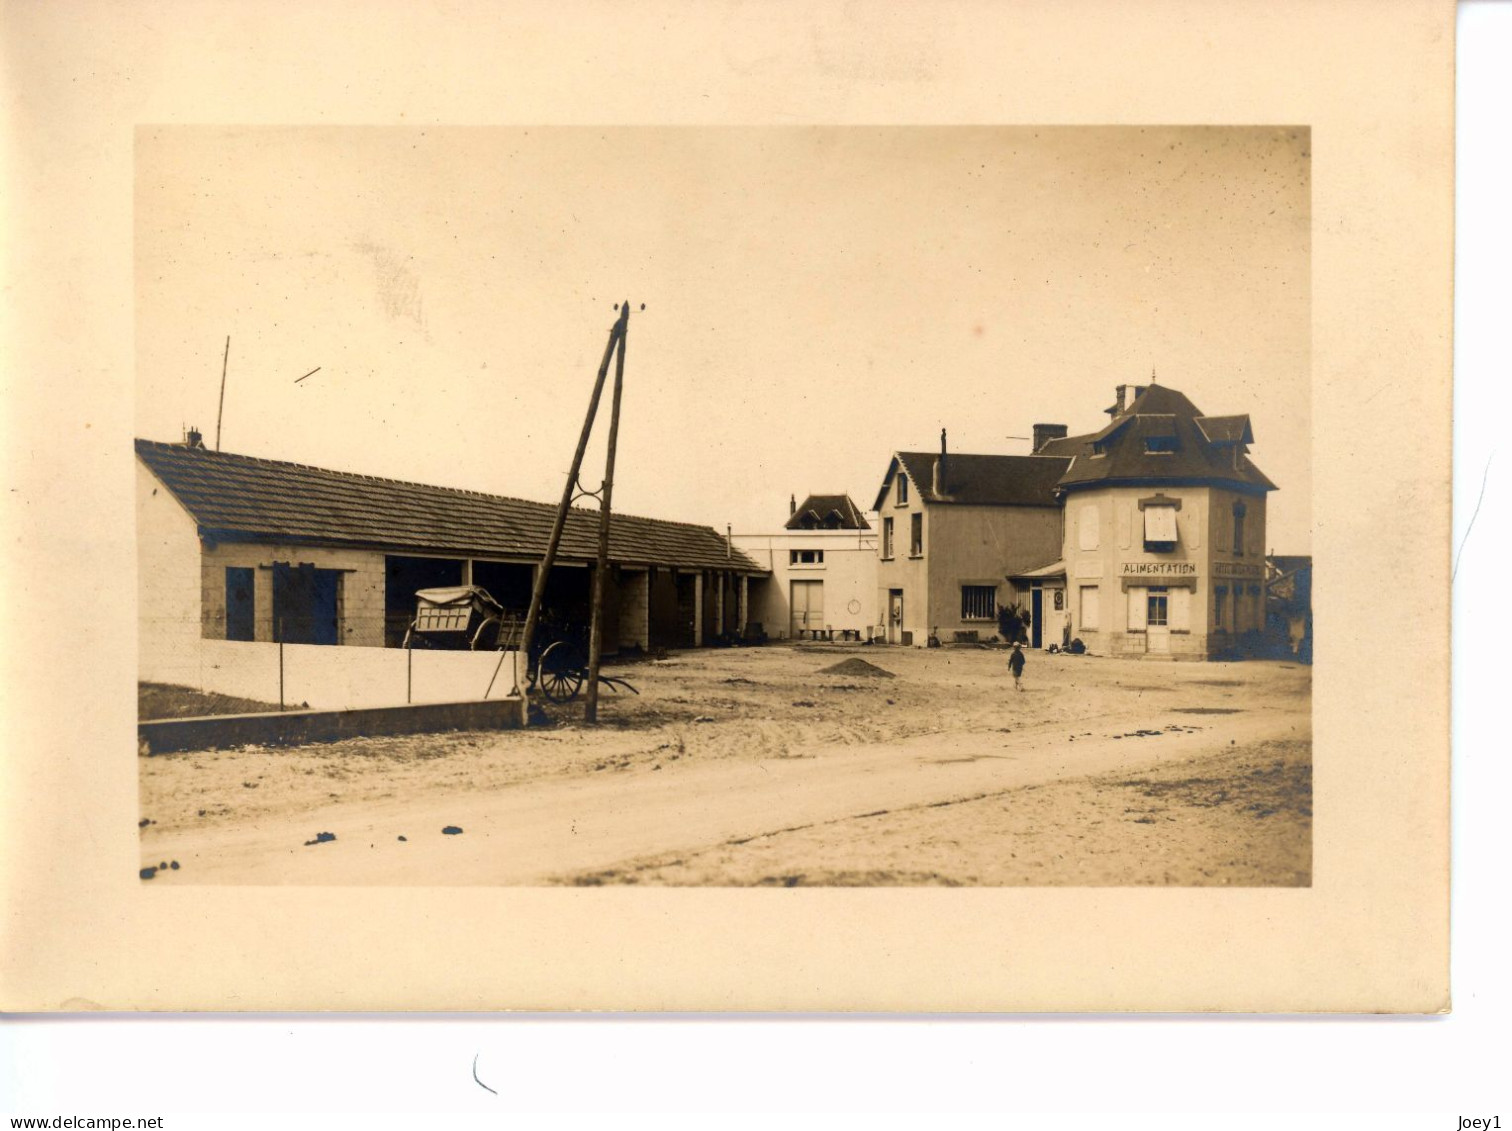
790,579,823,637
887,589,904,644
1146,588,1171,654
1030,588,1043,649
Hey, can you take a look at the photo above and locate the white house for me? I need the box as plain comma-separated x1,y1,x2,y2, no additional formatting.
733,494,879,640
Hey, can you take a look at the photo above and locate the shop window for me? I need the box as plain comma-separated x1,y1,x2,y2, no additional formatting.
1079,585,1101,631
961,585,997,621
909,513,924,556
1147,587,1169,626
789,549,824,566
225,567,254,641
896,473,909,505
882,517,894,559
1214,585,1228,630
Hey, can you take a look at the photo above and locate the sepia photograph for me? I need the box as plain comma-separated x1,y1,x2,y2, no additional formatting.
134,125,1312,888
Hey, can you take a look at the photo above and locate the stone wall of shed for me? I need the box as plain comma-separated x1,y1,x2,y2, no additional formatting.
199,541,387,648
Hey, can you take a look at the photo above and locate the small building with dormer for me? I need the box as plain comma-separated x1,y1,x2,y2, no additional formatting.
732,493,878,640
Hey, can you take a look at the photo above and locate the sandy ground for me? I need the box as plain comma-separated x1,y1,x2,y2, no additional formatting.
137,643,1311,886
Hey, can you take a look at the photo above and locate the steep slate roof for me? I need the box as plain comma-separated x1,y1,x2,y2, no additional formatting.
137,439,763,572
785,493,871,531
1052,384,1276,494
872,451,1070,511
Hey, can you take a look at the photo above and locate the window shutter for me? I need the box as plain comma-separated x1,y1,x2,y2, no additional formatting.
1127,588,1148,630
1080,585,1100,630
1170,587,1191,631
1078,506,1100,550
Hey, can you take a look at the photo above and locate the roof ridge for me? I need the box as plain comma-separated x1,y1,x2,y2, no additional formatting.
134,437,727,533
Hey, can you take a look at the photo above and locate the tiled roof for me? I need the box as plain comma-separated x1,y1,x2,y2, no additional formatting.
785,493,871,530
872,451,1070,510
136,439,763,572
1054,385,1276,494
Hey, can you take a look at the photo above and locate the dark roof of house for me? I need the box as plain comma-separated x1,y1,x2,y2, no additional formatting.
785,493,871,531
136,439,763,572
1050,384,1276,494
872,451,1071,511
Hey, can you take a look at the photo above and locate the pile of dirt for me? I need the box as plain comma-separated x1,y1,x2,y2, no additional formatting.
818,658,896,679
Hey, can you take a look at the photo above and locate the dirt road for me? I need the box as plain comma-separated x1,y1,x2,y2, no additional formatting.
138,644,1311,886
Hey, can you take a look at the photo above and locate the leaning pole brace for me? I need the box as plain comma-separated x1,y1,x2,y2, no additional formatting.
585,301,630,724
515,304,629,725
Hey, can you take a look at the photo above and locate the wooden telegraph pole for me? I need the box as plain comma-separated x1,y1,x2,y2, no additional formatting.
585,304,629,723
517,302,634,726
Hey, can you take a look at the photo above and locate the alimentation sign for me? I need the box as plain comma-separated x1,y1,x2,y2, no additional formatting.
1120,561,1198,577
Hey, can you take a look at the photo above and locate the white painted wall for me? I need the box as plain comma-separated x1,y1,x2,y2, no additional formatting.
733,528,879,638
140,638,524,712
137,460,204,679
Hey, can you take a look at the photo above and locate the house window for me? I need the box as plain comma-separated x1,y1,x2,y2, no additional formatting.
1214,585,1228,630
272,562,343,645
1232,502,1247,555
225,567,255,641
1079,585,1101,631
1142,504,1179,551
789,549,825,566
896,474,909,505
961,585,997,621
1078,505,1100,550
1144,435,1179,453
882,517,894,559
909,513,924,556
1147,587,1169,627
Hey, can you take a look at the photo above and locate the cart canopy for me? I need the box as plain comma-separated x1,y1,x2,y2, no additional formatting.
414,585,505,614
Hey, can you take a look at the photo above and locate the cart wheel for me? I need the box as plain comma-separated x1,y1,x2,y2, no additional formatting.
537,641,586,703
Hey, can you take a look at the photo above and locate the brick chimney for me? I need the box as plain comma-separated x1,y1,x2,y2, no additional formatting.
789,493,797,515
934,428,948,494
1032,423,1068,453
183,426,205,450
1109,384,1149,416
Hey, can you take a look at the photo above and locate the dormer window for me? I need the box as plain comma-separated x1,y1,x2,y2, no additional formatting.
1144,435,1179,454
896,473,909,505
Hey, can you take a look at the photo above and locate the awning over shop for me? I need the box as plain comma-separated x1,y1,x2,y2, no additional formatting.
1009,558,1066,580
1143,504,1179,543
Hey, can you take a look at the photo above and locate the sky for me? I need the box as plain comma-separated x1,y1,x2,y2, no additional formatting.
136,126,1311,552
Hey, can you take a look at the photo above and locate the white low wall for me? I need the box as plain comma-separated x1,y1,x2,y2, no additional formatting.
141,638,523,711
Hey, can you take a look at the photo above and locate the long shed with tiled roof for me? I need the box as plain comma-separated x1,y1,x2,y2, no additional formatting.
137,437,763,663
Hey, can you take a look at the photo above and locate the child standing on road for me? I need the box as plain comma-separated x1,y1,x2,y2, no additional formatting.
1008,641,1026,691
